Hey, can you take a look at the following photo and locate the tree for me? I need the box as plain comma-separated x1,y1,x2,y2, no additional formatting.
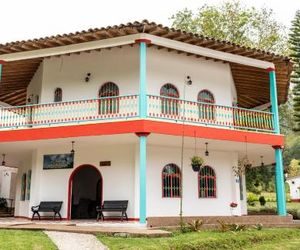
287,159,300,177
170,0,288,54
279,91,294,135
290,11,300,131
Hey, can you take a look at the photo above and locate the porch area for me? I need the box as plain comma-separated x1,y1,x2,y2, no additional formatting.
0,132,284,225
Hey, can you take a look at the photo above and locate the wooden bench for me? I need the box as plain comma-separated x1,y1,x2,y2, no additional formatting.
96,200,128,221
31,201,63,220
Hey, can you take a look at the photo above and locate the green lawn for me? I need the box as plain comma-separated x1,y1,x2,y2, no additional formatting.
248,201,300,213
98,228,300,250
0,229,57,250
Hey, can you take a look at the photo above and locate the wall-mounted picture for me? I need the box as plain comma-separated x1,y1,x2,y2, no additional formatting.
43,153,74,170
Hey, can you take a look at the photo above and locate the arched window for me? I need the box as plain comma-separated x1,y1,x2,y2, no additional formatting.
198,166,216,198
160,84,180,116
198,90,215,120
98,82,119,115
54,88,62,102
162,164,181,198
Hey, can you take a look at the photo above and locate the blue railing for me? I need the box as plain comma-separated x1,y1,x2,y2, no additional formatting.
0,94,274,133
147,95,275,133
0,95,139,129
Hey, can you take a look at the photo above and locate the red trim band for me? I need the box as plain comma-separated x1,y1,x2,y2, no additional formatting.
135,39,151,44
0,60,6,65
0,120,284,146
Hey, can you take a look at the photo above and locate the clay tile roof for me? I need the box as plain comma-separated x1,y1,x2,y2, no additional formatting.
0,20,292,107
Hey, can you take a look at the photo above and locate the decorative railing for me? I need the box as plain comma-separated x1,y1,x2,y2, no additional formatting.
0,95,139,129
147,95,274,133
0,94,275,133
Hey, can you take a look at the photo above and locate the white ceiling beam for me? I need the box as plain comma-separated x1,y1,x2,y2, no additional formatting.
0,34,142,62
142,34,274,69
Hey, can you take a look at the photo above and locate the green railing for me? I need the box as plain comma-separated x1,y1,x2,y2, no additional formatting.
147,95,274,133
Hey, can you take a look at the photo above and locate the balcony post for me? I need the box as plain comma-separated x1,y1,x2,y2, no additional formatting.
267,68,280,134
135,39,151,118
268,67,286,216
136,132,150,224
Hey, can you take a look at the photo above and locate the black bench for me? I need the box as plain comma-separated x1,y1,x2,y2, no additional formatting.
96,200,128,221
31,201,63,220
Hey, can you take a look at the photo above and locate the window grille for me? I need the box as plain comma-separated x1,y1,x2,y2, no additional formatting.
160,84,180,116
162,163,181,198
198,165,216,198
98,82,119,114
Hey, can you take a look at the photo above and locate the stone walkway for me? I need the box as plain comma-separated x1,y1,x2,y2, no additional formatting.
45,231,107,250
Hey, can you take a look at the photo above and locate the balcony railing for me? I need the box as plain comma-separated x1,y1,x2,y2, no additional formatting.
0,95,139,129
0,94,275,133
147,95,274,133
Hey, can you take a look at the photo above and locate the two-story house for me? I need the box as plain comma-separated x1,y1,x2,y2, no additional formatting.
0,21,292,226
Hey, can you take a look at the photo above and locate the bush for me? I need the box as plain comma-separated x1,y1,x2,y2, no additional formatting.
217,220,247,232
259,196,266,206
287,208,299,219
297,210,300,220
187,219,203,232
180,219,203,233
247,193,258,206
0,198,7,209
253,223,263,230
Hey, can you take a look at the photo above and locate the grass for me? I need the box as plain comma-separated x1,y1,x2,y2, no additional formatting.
98,228,300,250
0,229,57,250
248,201,300,213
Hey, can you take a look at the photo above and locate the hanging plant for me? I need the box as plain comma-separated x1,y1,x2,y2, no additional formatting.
191,156,204,172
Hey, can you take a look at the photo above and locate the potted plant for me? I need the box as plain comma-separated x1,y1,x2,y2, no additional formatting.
230,202,238,216
191,156,204,172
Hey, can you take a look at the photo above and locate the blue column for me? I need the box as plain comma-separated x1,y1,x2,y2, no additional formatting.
139,134,147,223
136,39,150,118
274,146,286,216
268,68,286,216
269,69,280,134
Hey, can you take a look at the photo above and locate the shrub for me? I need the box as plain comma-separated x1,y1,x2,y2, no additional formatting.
0,198,7,209
259,196,266,206
253,223,263,230
247,192,258,206
217,220,247,232
187,219,203,232
287,208,298,219
296,209,300,220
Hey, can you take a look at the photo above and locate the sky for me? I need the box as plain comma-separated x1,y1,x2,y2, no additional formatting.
0,0,299,44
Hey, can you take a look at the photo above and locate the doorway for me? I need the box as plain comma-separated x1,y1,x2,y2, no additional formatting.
69,165,102,219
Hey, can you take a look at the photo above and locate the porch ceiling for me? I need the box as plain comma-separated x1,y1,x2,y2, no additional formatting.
0,20,292,107
0,133,275,168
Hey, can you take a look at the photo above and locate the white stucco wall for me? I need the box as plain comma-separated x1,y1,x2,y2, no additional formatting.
27,63,44,104
147,145,241,217
39,46,139,103
15,144,136,219
286,176,300,200
147,47,236,106
13,139,243,219
27,45,236,107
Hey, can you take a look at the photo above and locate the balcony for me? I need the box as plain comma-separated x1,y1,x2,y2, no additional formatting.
0,95,274,133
